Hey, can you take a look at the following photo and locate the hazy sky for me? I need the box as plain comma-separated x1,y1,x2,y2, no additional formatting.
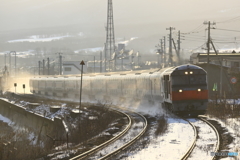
1,0,240,32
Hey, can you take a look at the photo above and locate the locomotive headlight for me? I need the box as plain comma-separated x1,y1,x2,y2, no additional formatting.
179,89,183,92
185,72,188,75
198,89,201,92
190,71,193,74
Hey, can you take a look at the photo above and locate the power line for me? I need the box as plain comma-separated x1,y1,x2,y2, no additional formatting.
213,41,237,44
182,36,205,40
181,24,205,34
216,16,240,23
214,28,240,32
210,34,240,39
181,29,205,35
191,43,207,51
182,39,206,42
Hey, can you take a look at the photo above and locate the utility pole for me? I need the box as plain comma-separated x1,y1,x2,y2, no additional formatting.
60,55,62,75
177,31,181,64
203,21,215,64
47,57,50,75
163,36,166,66
160,39,163,66
166,27,175,66
172,38,179,65
56,53,63,75
178,31,181,56
42,59,45,75
203,21,216,93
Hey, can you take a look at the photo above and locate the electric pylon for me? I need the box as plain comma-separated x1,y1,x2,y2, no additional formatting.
104,0,116,71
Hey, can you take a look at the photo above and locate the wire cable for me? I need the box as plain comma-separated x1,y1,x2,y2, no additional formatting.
214,28,240,32
216,16,240,23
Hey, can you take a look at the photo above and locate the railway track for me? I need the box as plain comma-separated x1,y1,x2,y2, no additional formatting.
181,117,220,160
7,93,148,160
70,110,148,160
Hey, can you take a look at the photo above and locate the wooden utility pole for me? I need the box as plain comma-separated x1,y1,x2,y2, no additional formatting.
166,27,175,66
177,30,181,62
42,59,45,75
163,36,166,66
47,57,50,75
160,39,163,66
203,21,216,91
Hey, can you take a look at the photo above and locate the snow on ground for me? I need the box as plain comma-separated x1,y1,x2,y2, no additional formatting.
0,112,38,145
206,116,240,160
218,48,240,53
188,119,217,160
87,114,144,160
0,114,12,124
125,117,194,160
8,35,71,43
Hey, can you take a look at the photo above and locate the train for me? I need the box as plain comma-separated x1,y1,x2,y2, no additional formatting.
29,64,208,115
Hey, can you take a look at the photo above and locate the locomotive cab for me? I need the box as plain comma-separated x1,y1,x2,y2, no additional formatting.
170,65,208,116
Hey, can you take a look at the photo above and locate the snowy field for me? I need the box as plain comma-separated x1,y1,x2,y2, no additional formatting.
124,117,194,160
206,116,240,160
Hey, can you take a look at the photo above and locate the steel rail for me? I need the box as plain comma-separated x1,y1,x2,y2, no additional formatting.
199,117,220,160
180,119,197,160
181,117,220,160
98,112,148,160
70,109,132,160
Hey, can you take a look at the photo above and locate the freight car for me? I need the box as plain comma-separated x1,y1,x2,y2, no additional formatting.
29,64,208,115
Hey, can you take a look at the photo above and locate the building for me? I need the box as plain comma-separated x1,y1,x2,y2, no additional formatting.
190,52,240,70
190,52,240,97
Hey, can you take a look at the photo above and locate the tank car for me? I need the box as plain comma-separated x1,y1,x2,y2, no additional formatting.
29,64,208,116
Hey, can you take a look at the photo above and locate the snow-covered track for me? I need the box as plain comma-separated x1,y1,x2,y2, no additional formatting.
181,117,220,160
181,119,197,160
70,109,132,160
80,111,147,160
97,111,147,160
198,117,220,160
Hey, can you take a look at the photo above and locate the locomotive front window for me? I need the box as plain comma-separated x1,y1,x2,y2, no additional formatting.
172,74,206,85
172,75,189,85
